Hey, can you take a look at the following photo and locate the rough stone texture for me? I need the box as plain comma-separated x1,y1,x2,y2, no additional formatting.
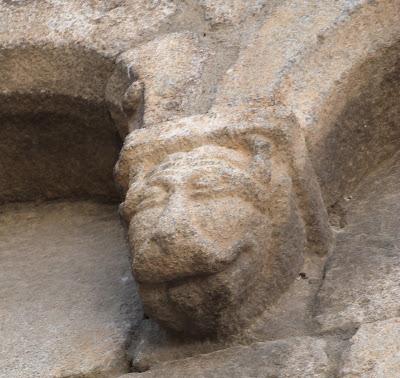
0,201,142,378
127,319,230,373
198,0,268,25
117,32,217,127
213,0,400,207
278,1,400,207
121,337,332,378
115,109,331,337
215,0,371,107
0,1,191,54
341,318,400,377
315,154,400,332
1,0,400,376
0,95,122,203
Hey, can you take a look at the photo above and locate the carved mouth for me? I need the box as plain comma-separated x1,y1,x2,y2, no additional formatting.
137,239,264,337
138,239,256,296
132,238,249,285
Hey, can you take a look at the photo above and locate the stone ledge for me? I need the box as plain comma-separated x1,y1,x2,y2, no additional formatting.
120,336,332,378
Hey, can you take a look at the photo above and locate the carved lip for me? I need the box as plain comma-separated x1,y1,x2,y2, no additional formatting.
133,239,252,285
135,265,223,286
135,240,253,288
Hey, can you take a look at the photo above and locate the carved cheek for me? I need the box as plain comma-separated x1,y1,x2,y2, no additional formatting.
128,207,164,249
191,197,264,249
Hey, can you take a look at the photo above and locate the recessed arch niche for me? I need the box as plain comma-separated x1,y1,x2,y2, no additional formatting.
306,37,400,335
306,40,400,207
0,45,138,203
0,44,144,377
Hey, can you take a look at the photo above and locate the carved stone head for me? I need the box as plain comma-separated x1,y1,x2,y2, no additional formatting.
116,112,330,337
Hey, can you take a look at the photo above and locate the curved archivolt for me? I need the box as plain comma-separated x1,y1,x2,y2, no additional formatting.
0,44,142,377
0,44,136,204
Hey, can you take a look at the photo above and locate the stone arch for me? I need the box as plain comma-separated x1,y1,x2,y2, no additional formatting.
0,44,144,377
165,0,400,345
269,0,400,347
295,36,400,342
274,1,400,206
305,40,400,206
214,0,400,208
0,43,139,204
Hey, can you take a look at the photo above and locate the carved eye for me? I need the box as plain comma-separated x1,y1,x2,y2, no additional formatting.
133,185,168,212
189,174,228,197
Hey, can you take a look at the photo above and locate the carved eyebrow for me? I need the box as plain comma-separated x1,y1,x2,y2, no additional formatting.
151,146,251,171
144,160,246,186
147,152,251,178
187,166,270,212
129,164,270,215
145,156,269,192
188,166,262,190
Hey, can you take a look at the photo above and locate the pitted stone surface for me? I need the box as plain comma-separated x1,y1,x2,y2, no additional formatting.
341,318,400,377
1,0,400,376
316,155,400,332
0,201,142,378
0,1,184,53
117,32,216,127
115,111,331,337
121,336,332,378
198,0,273,26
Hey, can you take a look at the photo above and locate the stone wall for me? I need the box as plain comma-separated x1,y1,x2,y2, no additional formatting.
1,0,400,377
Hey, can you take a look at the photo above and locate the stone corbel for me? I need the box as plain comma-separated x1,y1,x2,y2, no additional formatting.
115,108,332,338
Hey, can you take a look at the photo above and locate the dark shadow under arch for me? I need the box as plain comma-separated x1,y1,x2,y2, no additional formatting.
309,40,400,207
0,44,143,377
0,44,136,204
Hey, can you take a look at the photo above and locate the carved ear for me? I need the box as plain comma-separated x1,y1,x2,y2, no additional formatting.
246,134,272,185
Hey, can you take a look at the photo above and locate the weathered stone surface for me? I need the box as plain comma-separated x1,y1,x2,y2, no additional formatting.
1,0,400,375
117,32,216,127
198,0,271,26
213,0,400,208
215,0,367,107
121,336,332,378
0,95,122,204
269,1,400,207
0,201,142,378
0,1,189,54
341,318,400,377
116,109,331,337
128,319,226,373
316,155,400,332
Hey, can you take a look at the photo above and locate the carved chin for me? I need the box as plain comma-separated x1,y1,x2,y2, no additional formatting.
136,241,265,336
138,273,238,336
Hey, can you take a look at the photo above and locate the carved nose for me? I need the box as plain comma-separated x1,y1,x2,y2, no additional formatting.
133,193,237,283
153,193,189,241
